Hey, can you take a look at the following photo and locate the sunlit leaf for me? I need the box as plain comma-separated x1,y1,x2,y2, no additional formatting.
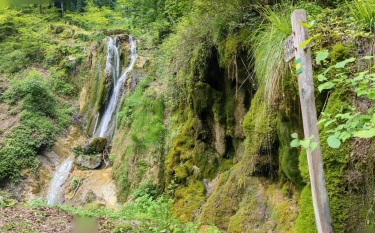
291,133,298,139
309,142,318,151
324,119,335,128
317,118,327,125
362,56,374,60
327,136,341,148
334,57,356,68
353,128,375,138
299,22,311,28
317,74,327,82
299,37,313,49
368,92,375,99
290,139,300,147
318,81,334,92
300,139,310,149
316,50,329,65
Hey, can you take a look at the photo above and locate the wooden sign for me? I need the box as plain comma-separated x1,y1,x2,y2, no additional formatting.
284,34,295,62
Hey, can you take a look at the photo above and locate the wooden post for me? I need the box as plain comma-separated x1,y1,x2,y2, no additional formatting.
291,10,333,233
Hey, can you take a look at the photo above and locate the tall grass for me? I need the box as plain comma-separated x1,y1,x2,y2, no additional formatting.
349,0,375,32
250,6,292,102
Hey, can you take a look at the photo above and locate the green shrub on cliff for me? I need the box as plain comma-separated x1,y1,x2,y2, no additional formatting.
0,70,72,182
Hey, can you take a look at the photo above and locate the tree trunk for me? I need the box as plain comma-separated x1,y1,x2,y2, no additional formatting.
39,4,43,14
61,3,64,18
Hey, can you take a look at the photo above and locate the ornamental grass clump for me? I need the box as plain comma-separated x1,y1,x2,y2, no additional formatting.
350,0,375,32
250,5,292,102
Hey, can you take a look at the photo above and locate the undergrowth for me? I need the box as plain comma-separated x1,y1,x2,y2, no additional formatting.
27,193,220,233
0,70,72,182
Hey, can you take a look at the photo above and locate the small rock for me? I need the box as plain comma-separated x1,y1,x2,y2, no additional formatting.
75,154,102,169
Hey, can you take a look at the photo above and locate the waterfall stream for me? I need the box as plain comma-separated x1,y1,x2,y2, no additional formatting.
95,36,138,140
46,156,74,205
45,36,137,205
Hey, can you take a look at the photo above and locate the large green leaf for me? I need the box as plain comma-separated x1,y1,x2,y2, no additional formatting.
327,135,341,148
290,139,300,147
316,50,329,65
318,81,334,92
334,57,356,68
353,128,375,138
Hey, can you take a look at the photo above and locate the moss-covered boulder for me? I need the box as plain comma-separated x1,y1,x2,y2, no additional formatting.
73,137,107,155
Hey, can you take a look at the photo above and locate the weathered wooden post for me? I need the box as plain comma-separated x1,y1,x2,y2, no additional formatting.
285,9,333,233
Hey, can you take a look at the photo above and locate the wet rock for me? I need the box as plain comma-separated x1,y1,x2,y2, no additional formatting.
75,154,102,169
73,137,107,155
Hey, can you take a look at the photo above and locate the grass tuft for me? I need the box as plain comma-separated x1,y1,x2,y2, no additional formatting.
250,5,292,103
349,0,375,32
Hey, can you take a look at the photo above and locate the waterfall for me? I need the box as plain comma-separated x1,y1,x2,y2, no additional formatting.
95,36,138,140
46,156,74,205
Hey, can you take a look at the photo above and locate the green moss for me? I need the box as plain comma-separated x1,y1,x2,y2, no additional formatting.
175,164,188,179
295,185,316,233
278,116,305,187
298,149,309,183
191,82,222,117
243,87,278,175
296,89,372,232
173,181,205,222
199,165,247,229
227,185,260,233
329,42,355,64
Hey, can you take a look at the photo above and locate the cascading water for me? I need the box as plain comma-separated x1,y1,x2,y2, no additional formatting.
95,36,138,140
46,156,74,205
45,36,136,205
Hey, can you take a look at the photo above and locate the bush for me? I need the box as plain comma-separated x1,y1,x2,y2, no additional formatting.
2,70,56,117
0,70,72,182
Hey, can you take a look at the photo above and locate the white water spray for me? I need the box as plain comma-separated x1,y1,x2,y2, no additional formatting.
46,156,74,205
95,36,138,140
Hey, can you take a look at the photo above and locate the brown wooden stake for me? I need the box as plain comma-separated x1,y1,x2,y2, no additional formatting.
291,10,333,233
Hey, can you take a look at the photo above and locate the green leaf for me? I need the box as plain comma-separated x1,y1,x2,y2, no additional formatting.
309,142,318,151
339,131,351,141
318,82,334,92
290,139,300,147
327,136,341,148
368,92,375,100
291,133,298,139
353,128,375,138
299,37,313,49
361,56,373,60
324,119,335,128
334,58,356,68
299,22,311,28
318,74,327,82
316,50,329,65
300,139,310,149
317,118,327,125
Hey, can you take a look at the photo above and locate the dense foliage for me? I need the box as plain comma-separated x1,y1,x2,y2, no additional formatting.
1,0,375,232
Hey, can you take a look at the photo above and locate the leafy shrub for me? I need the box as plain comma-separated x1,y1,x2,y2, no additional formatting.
0,70,72,182
2,70,56,117
0,50,29,73
131,180,158,200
